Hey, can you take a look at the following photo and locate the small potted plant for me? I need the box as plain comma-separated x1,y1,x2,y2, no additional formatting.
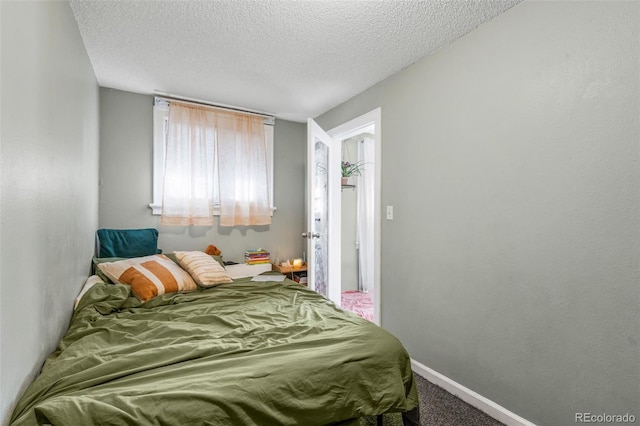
341,161,364,185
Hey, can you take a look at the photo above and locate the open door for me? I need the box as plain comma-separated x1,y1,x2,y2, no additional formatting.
305,119,341,306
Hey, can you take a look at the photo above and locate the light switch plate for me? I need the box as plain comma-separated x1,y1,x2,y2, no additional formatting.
386,205,394,220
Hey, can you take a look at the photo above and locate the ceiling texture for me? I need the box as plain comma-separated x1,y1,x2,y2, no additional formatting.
69,0,522,122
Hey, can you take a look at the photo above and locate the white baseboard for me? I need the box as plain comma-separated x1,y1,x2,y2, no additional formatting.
410,359,536,426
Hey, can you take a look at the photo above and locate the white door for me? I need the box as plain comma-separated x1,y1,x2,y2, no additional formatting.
306,119,341,306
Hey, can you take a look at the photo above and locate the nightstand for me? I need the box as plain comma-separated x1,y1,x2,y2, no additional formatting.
272,263,308,285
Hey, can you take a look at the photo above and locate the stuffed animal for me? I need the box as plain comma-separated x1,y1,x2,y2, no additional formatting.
205,245,221,256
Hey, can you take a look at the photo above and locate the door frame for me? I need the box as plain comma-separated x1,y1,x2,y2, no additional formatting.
327,108,382,325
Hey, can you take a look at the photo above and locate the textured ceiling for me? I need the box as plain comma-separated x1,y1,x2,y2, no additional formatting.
69,0,522,122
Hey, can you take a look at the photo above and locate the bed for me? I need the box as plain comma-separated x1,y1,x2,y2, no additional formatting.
10,233,419,425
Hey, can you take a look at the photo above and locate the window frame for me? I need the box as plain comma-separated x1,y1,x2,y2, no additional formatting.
148,97,276,216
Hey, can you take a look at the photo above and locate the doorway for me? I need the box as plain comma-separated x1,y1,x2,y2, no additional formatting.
327,108,381,325
306,109,381,325
340,132,375,322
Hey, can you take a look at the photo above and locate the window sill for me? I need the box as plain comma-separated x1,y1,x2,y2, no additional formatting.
148,203,277,216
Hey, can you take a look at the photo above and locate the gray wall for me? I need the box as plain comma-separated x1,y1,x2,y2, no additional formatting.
99,88,306,263
0,1,100,424
317,2,639,425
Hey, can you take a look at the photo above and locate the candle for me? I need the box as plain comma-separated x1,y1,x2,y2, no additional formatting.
292,258,303,269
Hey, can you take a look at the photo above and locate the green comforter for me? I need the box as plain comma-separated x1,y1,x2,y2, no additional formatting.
11,277,418,425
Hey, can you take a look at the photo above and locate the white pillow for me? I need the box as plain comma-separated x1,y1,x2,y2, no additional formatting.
174,251,233,287
74,275,104,309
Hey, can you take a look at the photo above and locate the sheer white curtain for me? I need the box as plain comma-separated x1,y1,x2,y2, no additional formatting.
216,112,271,226
357,138,375,293
161,103,216,226
161,102,271,227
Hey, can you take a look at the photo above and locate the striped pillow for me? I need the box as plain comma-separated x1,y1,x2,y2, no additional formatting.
174,251,233,287
97,254,197,301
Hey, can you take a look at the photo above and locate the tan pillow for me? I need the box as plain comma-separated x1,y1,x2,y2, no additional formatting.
174,251,233,287
97,254,197,301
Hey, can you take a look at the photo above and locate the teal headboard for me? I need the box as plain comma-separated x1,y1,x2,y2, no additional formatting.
96,228,161,258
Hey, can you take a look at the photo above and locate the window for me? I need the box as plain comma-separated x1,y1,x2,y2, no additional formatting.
149,97,275,220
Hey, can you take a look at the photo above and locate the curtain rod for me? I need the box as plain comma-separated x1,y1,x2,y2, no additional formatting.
154,95,276,124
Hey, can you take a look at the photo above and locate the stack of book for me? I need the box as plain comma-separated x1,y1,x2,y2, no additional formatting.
244,249,270,265
292,271,307,285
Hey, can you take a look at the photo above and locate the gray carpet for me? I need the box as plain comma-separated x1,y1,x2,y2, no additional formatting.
361,373,504,426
